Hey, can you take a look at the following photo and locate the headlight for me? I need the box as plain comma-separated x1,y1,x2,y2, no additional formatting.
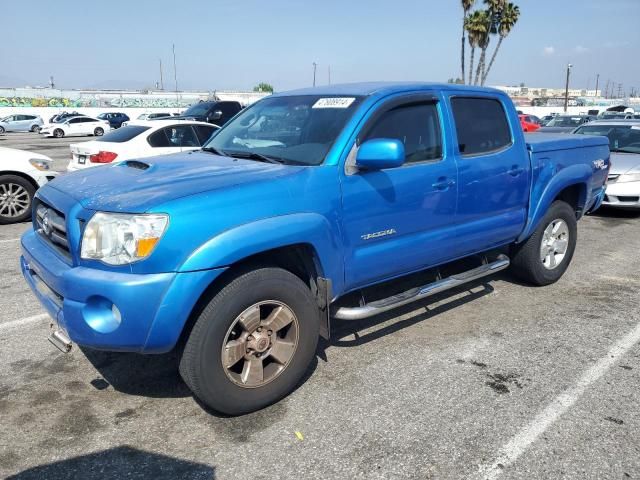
617,172,640,183
81,212,169,265
29,158,51,171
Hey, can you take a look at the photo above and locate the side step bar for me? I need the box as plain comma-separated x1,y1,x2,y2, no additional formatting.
333,254,510,321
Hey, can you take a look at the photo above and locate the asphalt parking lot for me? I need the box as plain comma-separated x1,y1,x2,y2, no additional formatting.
1,131,640,479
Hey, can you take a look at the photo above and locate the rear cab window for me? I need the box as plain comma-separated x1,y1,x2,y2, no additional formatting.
99,125,151,143
450,97,512,156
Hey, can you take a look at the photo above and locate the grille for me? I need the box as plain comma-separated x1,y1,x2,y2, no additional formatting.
35,202,70,256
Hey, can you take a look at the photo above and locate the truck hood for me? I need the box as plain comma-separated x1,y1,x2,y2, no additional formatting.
45,151,305,212
609,151,640,174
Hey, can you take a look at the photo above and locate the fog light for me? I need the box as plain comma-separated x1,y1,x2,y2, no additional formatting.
83,296,122,334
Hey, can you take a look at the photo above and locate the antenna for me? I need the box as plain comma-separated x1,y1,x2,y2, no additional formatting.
312,62,317,87
172,44,178,92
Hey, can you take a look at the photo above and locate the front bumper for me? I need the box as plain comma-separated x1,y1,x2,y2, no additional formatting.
21,229,226,353
603,181,640,210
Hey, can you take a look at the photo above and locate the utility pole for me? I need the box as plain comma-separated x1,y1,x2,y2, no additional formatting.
604,80,610,99
172,44,178,93
312,62,317,87
617,83,623,99
159,59,164,90
49,76,55,89
563,63,572,112
594,73,599,97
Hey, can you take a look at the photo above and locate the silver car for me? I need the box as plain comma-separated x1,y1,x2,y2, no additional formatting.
573,119,640,210
0,114,44,133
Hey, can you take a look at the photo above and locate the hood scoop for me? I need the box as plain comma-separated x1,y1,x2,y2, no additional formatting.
121,160,150,170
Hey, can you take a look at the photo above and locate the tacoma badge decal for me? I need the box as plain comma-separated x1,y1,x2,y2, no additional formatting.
593,159,607,170
361,229,396,241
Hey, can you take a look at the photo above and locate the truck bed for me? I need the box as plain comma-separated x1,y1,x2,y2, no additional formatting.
524,132,609,153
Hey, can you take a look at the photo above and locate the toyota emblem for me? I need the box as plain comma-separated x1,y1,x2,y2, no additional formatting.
42,211,52,236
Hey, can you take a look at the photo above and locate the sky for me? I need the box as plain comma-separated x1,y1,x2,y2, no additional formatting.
2,0,639,93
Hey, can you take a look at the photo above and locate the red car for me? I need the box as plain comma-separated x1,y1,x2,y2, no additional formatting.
519,114,541,132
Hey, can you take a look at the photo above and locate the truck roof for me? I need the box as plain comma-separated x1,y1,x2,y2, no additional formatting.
272,82,505,98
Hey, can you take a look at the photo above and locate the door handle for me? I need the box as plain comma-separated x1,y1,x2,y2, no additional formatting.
507,166,524,177
432,178,455,191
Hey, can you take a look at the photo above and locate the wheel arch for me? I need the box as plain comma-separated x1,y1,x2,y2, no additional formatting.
518,164,590,243
0,170,40,192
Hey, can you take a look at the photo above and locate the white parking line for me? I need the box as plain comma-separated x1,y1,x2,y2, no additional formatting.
475,320,640,480
0,238,20,244
0,313,50,332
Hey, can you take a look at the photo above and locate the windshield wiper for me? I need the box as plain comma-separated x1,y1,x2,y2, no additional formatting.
224,151,285,164
611,148,639,154
201,146,229,157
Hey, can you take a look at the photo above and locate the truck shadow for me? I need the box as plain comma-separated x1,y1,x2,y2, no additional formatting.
81,277,501,412
589,207,640,220
5,446,215,480
326,279,495,348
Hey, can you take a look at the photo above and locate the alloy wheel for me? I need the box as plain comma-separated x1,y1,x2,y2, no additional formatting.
0,183,31,218
540,219,569,270
221,301,299,388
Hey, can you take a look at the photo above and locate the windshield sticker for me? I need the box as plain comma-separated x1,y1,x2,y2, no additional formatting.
312,97,356,109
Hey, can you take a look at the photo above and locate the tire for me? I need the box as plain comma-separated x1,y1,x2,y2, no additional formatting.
0,126,5,134
94,127,104,136
0,175,36,225
510,200,577,286
53,128,64,138
179,267,320,415
30,125,39,133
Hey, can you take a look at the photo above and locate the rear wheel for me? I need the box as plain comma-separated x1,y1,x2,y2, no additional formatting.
0,175,35,225
94,127,104,136
30,125,40,133
0,126,5,134
510,200,577,286
53,128,64,138
179,267,320,415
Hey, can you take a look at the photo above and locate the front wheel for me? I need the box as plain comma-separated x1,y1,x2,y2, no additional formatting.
94,127,104,136
53,128,64,138
179,267,320,415
0,175,36,224
510,200,577,286
0,126,5,134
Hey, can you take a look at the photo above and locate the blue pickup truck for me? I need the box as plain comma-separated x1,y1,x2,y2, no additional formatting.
21,83,609,414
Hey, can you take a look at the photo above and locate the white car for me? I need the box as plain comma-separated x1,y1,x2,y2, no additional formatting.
39,116,111,138
68,120,219,171
0,147,59,224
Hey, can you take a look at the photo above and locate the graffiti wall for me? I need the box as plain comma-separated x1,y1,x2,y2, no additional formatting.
0,88,268,109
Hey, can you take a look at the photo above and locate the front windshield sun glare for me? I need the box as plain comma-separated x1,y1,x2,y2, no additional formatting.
203,95,363,166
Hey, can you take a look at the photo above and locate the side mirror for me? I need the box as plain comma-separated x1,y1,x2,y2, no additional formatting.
355,139,405,171
64,121,70,126
210,110,223,121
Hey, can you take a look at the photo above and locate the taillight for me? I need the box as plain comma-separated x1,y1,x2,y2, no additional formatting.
89,151,118,164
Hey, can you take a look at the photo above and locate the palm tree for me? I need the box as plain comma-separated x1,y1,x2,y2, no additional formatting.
482,2,520,85
465,11,489,85
471,10,491,85
461,0,475,85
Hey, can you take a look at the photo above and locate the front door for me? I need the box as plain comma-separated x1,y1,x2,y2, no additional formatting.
340,95,459,289
447,95,529,256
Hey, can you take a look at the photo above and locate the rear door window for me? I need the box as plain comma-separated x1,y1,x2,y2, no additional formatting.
148,125,199,147
451,97,512,156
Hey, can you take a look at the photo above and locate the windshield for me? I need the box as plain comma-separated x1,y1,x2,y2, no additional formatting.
574,125,640,153
183,102,214,117
204,95,363,166
546,116,585,127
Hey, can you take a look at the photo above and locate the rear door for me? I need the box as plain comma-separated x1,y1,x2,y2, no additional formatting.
447,95,529,256
340,94,459,289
